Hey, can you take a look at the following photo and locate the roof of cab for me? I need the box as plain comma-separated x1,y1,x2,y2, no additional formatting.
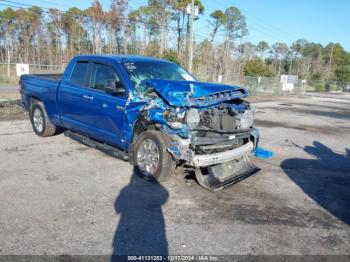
73,54,171,63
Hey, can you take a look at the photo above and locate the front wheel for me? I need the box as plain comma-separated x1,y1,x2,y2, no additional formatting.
133,130,176,182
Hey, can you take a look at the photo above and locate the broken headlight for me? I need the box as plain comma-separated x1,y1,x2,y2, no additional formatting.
186,108,200,129
164,109,186,129
239,109,254,129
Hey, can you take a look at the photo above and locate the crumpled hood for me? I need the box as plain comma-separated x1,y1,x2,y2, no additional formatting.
142,79,248,107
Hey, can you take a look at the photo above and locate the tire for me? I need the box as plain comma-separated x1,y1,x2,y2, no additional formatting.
30,101,56,137
133,130,176,182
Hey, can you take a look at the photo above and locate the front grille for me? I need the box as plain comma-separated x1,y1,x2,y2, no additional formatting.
194,138,245,155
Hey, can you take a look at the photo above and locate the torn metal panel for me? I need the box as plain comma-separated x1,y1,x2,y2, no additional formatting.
141,79,249,107
167,137,192,162
124,90,190,146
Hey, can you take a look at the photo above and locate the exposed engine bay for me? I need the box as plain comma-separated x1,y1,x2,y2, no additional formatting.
197,102,249,131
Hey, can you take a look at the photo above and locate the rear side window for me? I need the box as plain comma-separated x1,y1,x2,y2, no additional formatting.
70,62,89,86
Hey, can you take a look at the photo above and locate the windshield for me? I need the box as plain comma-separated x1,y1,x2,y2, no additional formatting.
123,61,196,92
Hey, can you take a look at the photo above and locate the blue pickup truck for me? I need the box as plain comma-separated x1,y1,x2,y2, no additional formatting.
20,55,259,191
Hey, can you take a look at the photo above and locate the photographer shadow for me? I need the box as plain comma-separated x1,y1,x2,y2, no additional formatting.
112,171,169,259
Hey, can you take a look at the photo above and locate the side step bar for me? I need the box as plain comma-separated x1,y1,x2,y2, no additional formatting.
64,130,128,161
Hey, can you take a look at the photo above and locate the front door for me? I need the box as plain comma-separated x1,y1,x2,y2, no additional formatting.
83,62,127,149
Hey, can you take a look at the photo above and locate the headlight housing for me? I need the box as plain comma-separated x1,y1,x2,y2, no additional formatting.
186,108,200,129
163,108,200,130
164,108,186,129
239,109,254,129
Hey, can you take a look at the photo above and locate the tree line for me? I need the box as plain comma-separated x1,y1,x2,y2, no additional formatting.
0,0,349,83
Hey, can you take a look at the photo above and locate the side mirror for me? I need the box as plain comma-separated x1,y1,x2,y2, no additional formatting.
105,80,125,96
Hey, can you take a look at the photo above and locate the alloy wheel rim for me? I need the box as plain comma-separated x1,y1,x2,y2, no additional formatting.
33,108,44,133
136,138,160,176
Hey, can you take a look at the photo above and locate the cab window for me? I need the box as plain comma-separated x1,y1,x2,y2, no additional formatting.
91,63,121,91
70,61,90,87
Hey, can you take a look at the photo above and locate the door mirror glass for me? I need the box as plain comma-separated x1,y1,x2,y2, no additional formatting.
105,80,125,96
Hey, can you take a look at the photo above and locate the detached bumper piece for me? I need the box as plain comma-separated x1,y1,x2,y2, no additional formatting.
194,156,260,192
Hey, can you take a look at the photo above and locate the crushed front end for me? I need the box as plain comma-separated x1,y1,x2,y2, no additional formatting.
130,80,260,191
167,99,260,191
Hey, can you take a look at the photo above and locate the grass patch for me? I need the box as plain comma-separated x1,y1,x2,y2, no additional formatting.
0,93,23,121
0,92,21,101
0,100,26,121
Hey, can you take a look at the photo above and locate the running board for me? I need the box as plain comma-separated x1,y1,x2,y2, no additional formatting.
64,130,128,161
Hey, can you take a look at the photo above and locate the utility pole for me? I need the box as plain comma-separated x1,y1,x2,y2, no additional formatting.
326,44,334,81
187,0,195,73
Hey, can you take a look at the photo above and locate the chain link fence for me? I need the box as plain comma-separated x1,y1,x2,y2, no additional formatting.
196,74,350,97
196,75,306,97
0,63,64,86
304,79,350,92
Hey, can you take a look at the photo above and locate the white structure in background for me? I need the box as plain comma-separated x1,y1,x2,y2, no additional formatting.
217,74,223,83
280,75,298,92
186,3,199,16
16,64,29,77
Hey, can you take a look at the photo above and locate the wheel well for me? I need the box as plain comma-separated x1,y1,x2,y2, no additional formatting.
132,118,157,143
129,118,157,164
30,96,41,107
29,97,41,115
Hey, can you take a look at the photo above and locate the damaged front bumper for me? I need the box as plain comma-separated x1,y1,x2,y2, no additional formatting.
191,141,254,167
168,128,259,166
168,128,260,191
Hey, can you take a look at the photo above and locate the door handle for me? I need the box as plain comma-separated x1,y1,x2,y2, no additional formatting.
83,95,94,101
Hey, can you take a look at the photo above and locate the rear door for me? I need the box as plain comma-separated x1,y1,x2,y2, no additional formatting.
58,60,93,133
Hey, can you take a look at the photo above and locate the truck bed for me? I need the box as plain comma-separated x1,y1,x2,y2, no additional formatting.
28,74,62,81
20,74,62,116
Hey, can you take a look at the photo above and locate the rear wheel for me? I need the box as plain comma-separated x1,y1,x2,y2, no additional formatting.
133,130,176,182
30,101,56,137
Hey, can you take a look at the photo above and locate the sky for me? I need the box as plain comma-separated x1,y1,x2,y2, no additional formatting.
1,0,350,51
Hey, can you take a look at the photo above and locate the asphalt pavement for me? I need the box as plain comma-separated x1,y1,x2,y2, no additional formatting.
0,96,349,256
0,86,18,93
